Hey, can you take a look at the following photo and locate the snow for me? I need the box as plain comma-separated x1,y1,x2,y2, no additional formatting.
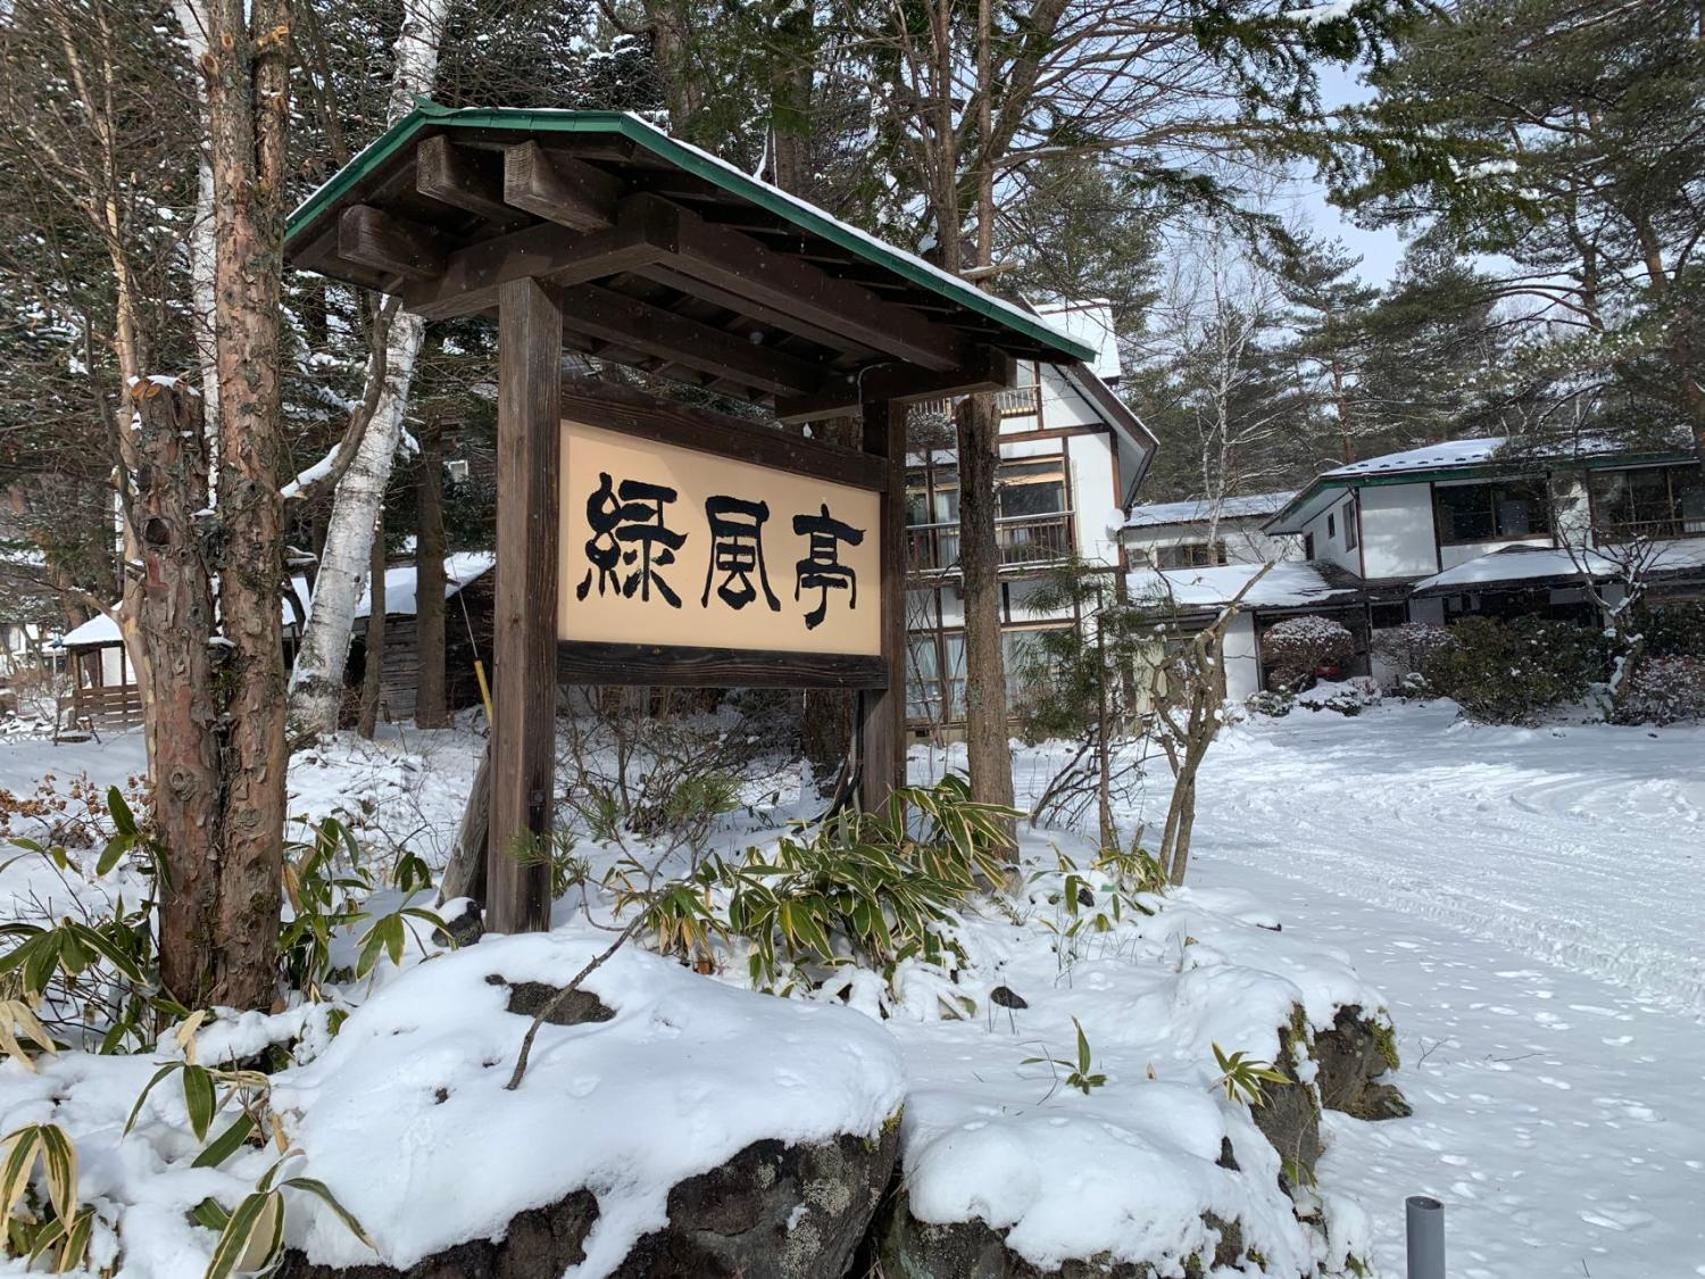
1165,702,1705,1276
1411,540,1705,594
7,702,1705,1275
1127,560,1360,611
1032,298,1122,381
1125,490,1297,529
352,551,495,619
55,576,314,650
276,932,906,1273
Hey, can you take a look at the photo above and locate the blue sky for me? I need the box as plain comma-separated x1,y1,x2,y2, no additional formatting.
1281,62,1407,287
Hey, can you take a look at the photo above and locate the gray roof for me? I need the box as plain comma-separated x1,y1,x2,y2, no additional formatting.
1124,491,1296,530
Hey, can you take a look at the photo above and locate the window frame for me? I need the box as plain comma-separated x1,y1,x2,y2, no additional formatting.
1432,478,1553,547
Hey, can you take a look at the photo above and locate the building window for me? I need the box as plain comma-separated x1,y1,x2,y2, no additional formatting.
1343,501,1358,551
1434,480,1552,545
1327,512,1336,539
1303,532,1315,560
1156,541,1227,569
1590,465,1705,541
444,459,470,484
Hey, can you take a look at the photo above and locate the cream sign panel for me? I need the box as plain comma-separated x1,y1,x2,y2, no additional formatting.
558,420,882,656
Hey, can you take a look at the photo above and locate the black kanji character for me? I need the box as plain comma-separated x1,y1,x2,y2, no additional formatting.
616,479,686,607
792,503,865,629
576,471,622,601
702,495,781,612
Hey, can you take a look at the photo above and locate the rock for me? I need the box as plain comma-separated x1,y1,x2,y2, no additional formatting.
1314,1006,1411,1121
497,978,615,1026
279,1125,897,1279
276,1189,599,1279
871,1189,1247,1278
1253,1015,1323,1190
989,986,1028,1010
433,899,484,949
613,1121,900,1278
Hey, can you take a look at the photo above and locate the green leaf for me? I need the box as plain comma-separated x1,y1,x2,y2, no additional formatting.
182,1064,218,1142
190,1197,229,1232
107,787,137,837
192,1114,256,1169
96,831,135,877
203,1190,284,1279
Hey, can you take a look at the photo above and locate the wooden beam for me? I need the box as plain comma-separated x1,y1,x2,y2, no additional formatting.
560,375,886,489
504,141,622,231
637,263,877,359
337,204,449,280
775,348,1016,423
416,134,520,225
400,195,676,320
558,642,886,689
860,399,908,812
556,285,825,398
488,276,561,935
629,195,967,372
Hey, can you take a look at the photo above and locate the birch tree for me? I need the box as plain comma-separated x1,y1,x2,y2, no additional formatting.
288,0,451,739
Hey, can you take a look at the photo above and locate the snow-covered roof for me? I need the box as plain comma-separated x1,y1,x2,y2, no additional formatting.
354,552,496,619
1324,438,1508,479
1034,299,1121,382
56,575,314,649
1124,491,1296,530
1126,561,1360,612
1411,541,1705,595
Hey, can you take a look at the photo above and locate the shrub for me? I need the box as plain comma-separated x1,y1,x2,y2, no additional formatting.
1422,616,1611,723
1631,601,1705,660
1245,689,1295,718
1369,622,1452,689
1259,615,1355,691
1617,655,1705,725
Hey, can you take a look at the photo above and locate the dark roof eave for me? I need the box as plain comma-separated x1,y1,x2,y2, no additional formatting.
286,103,1094,366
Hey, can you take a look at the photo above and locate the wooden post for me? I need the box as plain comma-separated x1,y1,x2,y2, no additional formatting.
860,399,907,810
488,277,561,933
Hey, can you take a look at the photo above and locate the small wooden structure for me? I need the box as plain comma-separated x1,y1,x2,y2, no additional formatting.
349,553,496,723
285,103,1094,932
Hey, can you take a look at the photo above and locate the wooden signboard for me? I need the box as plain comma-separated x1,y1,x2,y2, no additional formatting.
554,381,890,690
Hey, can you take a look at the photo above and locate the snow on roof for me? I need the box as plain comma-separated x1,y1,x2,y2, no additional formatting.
1125,560,1359,611
57,575,313,649
1411,540,1705,594
1034,299,1121,382
354,552,495,619
1124,491,1296,530
1324,438,1508,479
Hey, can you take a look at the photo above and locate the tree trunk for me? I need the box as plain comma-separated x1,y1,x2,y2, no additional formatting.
202,0,291,1012
415,418,447,728
358,509,387,738
286,0,447,738
955,395,1015,833
125,381,223,1007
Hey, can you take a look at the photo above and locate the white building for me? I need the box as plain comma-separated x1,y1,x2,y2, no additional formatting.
1121,491,1297,569
905,299,1158,731
1131,437,1705,700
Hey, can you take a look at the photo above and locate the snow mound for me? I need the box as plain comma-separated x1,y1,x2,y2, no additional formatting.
272,931,906,1275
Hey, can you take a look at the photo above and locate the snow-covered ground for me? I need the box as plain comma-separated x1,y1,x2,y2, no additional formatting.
1,701,1700,1277
1174,704,1705,1278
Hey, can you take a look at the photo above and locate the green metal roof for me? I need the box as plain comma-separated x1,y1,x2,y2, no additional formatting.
286,101,1096,365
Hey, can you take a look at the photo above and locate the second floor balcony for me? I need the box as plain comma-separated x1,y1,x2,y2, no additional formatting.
907,510,1075,576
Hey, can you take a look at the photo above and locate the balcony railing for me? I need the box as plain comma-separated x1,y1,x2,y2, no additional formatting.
1592,516,1705,544
912,384,1044,423
907,510,1074,575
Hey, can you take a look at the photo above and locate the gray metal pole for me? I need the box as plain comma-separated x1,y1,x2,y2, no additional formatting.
1406,1195,1445,1279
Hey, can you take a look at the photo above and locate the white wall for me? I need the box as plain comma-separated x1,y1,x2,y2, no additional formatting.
1065,433,1121,568
1300,497,1362,575
1358,483,1439,579
1222,612,1260,701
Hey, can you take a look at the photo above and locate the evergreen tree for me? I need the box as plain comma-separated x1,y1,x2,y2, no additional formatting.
1340,0,1705,458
